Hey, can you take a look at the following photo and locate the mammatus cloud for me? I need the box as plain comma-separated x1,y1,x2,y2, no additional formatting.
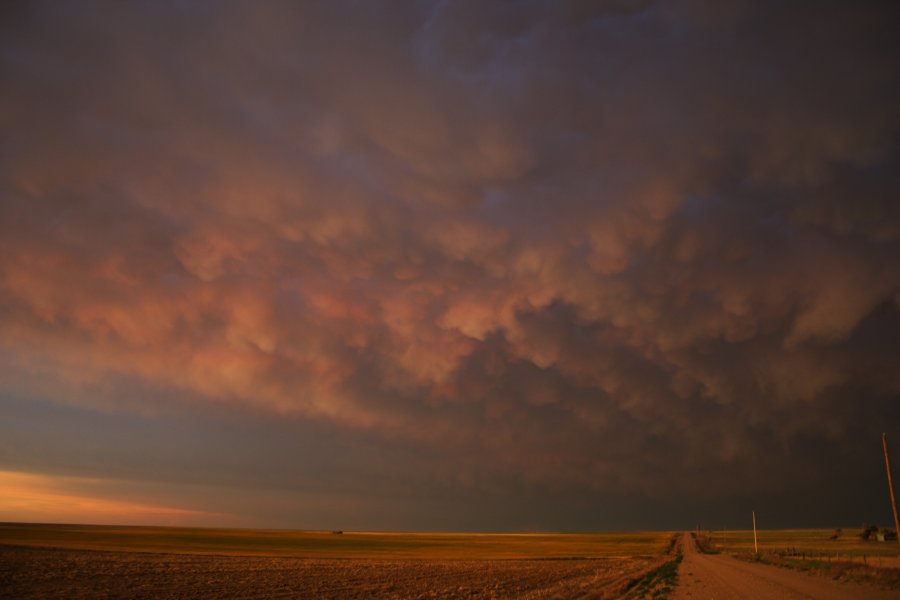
1,0,898,528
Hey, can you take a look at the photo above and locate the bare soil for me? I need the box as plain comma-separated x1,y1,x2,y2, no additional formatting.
0,544,667,599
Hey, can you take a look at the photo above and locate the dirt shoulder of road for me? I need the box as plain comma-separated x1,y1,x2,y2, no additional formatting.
623,541,682,599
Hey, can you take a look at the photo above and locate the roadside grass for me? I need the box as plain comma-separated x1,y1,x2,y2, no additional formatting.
624,538,682,599
692,532,719,554
0,523,674,560
704,527,900,560
751,553,900,589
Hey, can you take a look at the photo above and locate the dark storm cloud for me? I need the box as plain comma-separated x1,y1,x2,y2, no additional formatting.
1,0,899,529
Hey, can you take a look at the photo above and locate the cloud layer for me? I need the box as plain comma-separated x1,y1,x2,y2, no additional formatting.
1,0,899,529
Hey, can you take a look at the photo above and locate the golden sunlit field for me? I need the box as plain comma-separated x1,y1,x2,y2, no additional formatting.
4,524,900,597
0,523,672,559
0,523,679,599
705,527,900,560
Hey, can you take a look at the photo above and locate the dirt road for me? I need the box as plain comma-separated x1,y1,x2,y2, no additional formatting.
674,532,896,599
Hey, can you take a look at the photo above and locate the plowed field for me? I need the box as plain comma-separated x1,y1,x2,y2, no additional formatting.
0,545,666,599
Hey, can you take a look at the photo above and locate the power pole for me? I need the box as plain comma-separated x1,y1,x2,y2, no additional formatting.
752,511,758,555
883,433,900,544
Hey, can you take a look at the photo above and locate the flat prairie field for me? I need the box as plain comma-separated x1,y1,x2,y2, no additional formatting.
0,522,672,559
0,523,677,599
703,527,900,568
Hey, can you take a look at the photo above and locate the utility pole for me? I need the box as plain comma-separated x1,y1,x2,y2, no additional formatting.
883,433,900,544
752,511,758,555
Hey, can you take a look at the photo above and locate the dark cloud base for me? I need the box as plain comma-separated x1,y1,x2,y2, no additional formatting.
1,0,899,530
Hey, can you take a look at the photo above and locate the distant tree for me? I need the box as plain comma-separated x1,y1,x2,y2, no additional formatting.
860,525,878,541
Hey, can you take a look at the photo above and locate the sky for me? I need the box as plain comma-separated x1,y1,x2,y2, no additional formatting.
1,0,899,532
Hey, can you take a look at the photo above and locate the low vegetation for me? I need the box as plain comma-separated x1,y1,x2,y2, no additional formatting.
751,553,900,590
624,541,682,599
703,527,900,559
692,532,719,554
703,527,900,590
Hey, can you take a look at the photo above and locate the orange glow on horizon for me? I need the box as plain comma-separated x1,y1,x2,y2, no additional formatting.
0,470,220,526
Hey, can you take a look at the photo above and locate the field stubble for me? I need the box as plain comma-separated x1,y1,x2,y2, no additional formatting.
0,524,676,599
702,527,900,565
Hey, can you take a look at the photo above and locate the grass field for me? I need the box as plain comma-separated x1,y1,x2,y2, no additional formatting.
0,522,673,560
702,527,900,559
700,526,900,576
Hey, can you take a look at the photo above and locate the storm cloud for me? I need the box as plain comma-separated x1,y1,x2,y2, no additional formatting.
1,0,899,530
